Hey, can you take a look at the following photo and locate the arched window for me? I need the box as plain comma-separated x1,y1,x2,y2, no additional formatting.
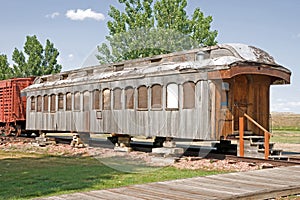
151,84,162,109
93,90,100,110
102,89,111,110
58,93,64,110
113,88,122,110
166,83,179,109
37,95,42,112
183,81,195,109
74,92,80,110
50,94,56,112
83,91,90,111
30,96,36,111
138,86,148,109
43,95,48,112
125,87,134,109
66,92,72,111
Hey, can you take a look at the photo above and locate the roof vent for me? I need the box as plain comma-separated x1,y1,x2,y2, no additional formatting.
196,51,205,61
150,58,162,63
113,64,124,72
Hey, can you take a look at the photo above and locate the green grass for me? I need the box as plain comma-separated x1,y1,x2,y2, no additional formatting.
271,130,300,144
0,151,222,200
272,126,300,131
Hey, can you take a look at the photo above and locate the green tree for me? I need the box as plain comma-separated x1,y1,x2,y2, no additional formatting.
0,54,13,80
42,39,62,75
12,35,62,77
97,0,218,64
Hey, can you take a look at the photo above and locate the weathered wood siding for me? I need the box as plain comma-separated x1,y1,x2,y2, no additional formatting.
26,72,215,140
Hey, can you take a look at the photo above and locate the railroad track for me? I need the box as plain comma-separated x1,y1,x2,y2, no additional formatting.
48,135,300,167
224,155,300,167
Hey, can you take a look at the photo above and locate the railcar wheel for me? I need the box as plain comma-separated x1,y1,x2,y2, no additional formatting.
4,123,12,136
15,125,22,137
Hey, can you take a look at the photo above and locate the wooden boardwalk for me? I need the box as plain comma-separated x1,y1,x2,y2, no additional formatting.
36,165,300,200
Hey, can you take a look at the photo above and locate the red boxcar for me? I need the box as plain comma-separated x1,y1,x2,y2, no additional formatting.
0,77,34,136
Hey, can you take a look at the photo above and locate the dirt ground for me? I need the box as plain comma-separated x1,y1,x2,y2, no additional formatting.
273,143,300,154
0,136,278,172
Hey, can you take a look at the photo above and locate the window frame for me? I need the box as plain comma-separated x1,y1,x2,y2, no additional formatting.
93,89,100,110
113,88,122,110
43,95,48,112
166,83,179,110
125,87,134,110
50,94,56,113
58,93,64,110
37,95,42,112
66,92,72,111
151,84,162,110
83,91,90,111
137,85,148,110
30,96,36,111
183,81,196,109
102,89,111,110
74,92,81,111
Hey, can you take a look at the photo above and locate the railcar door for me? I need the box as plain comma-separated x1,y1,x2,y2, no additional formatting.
220,82,234,138
232,76,249,131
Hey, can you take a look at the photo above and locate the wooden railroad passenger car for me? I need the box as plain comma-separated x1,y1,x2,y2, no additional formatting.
22,44,291,141
0,77,35,135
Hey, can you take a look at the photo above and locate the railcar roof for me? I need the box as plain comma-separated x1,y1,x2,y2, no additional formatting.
23,43,291,91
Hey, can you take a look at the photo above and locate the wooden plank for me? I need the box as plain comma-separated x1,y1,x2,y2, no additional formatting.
214,172,298,186
155,181,236,199
78,191,114,200
57,193,102,200
158,180,243,199
269,166,300,174
108,187,163,200
134,183,213,200
206,175,283,190
180,177,251,193
231,185,300,200
87,190,141,200
125,185,180,200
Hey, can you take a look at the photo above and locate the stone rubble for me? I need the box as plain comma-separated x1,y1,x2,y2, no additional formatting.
0,136,275,172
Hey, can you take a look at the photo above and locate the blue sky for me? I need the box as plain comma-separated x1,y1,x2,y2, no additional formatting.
0,0,299,113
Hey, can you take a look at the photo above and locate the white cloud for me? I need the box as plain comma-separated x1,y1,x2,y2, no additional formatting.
46,12,60,19
297,33,300,38
68,54,74,60
66,9,105,21
271,101,300,113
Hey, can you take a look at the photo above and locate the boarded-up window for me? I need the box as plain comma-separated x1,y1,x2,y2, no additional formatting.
138,86,148,109
74,92,80,110
37,96,42,112
183,82,195,109
113,88,122,110
125,87,134,109
50,94,56,112
58,93,64,110
151,84,162,109
30,96,35,111
43,95,48,112
93,90,100,110
83,91,90,111
166,83,179,109
102,89,111,110
66,93,72,111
